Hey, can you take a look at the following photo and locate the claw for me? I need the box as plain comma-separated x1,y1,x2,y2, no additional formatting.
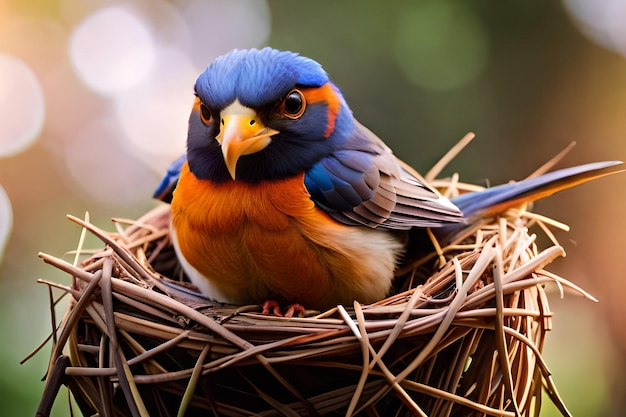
283,303,305,318
261,300,306,318
262,300,283,316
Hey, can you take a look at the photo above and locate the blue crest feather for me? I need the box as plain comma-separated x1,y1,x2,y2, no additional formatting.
195,48,328,109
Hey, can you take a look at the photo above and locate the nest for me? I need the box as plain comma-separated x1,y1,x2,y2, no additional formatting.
33,140,590,417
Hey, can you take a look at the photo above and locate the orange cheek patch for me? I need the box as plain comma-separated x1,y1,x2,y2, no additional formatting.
300,83,341,138
192,96,202,112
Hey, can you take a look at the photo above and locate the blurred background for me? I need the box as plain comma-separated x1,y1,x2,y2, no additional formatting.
1,0,625,415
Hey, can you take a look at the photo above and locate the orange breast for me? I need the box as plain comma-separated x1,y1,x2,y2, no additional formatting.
171,162,375,309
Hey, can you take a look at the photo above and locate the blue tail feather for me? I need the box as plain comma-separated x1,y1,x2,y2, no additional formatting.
451,160,623,219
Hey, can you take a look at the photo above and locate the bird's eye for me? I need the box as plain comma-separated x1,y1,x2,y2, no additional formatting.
199,102,213,125
281,89,306,119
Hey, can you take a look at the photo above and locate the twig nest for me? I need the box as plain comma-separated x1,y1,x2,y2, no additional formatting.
35,181,586,417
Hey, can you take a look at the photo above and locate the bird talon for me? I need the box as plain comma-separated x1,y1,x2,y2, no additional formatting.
261,300,283,316
283,303,305,318
261,300,305,318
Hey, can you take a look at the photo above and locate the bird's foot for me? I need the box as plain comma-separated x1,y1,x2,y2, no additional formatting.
261,300,305,318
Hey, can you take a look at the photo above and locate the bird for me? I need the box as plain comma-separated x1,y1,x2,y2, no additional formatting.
156,47,622,315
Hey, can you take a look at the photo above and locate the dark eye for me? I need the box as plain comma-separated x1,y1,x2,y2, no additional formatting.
199,102,213,125
281,89,306,119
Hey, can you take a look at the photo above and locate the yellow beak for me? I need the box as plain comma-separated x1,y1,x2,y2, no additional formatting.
216,104,279,180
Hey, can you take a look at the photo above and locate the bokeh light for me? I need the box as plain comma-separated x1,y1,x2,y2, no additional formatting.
392,0,489,91
0,53,45,157
113,48,198,171
178,0,272,68
68,6,156,95
62,118,157,207
562,0,626,57
0,185,12,264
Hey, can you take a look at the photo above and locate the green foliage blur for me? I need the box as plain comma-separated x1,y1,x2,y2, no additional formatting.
1,0,625,416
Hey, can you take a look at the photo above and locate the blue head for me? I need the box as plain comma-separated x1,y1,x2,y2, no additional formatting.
187,47,355,183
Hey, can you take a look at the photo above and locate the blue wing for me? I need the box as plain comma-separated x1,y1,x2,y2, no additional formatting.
153,154,186,203
304,121,464,229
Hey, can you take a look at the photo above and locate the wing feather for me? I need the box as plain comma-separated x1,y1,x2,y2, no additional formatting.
305,121,463,230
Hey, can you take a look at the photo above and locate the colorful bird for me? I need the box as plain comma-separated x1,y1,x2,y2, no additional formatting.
157,47,622,315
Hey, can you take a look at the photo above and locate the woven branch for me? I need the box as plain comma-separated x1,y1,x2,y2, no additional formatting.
32,136,589,417
31,185,588,417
